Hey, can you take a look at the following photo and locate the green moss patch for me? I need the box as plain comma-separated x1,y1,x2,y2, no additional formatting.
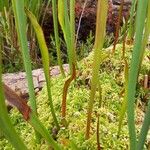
0,44,150,149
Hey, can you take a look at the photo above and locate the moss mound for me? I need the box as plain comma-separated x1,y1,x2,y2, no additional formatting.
0,44,150,149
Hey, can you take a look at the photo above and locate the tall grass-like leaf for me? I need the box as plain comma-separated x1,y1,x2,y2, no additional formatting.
58,0,76,70
12,0,37,116
58,0,65,39
52,0,65,77
70,0,76,65
139,1,150,66
86,0,108,139
137,105,150,150
137,1,150,149
25,8,59,129
0,101,28,150
0,29,27,150
127,0,149,149
63,0,72,68
11,0,41,141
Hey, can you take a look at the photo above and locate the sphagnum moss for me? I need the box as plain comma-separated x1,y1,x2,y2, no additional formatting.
1,44,150,149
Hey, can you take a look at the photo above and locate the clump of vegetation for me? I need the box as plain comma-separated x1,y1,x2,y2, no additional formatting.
1,44,150,149
0,0,150,149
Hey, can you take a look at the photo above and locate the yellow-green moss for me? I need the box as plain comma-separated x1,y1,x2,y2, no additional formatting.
0,44,150,149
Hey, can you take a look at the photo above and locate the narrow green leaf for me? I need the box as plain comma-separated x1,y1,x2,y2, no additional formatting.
137,1,150,149
137,103,150,150
0,118,27,150
12,0,37,115
52,0,65,77
63,0,72,69
58,0,65,39
127,0,149,149
86,0,108,139
12,0,41,141
70,0,76,65
29,112,61,150
25,8,59,129
139,0,150,66
0,27,27,150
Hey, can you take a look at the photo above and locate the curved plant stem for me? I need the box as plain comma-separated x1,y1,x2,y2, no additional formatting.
58,0,77,120
61,63,76,118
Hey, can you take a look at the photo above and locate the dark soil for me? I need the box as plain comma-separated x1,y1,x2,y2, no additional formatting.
42,0,131,43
